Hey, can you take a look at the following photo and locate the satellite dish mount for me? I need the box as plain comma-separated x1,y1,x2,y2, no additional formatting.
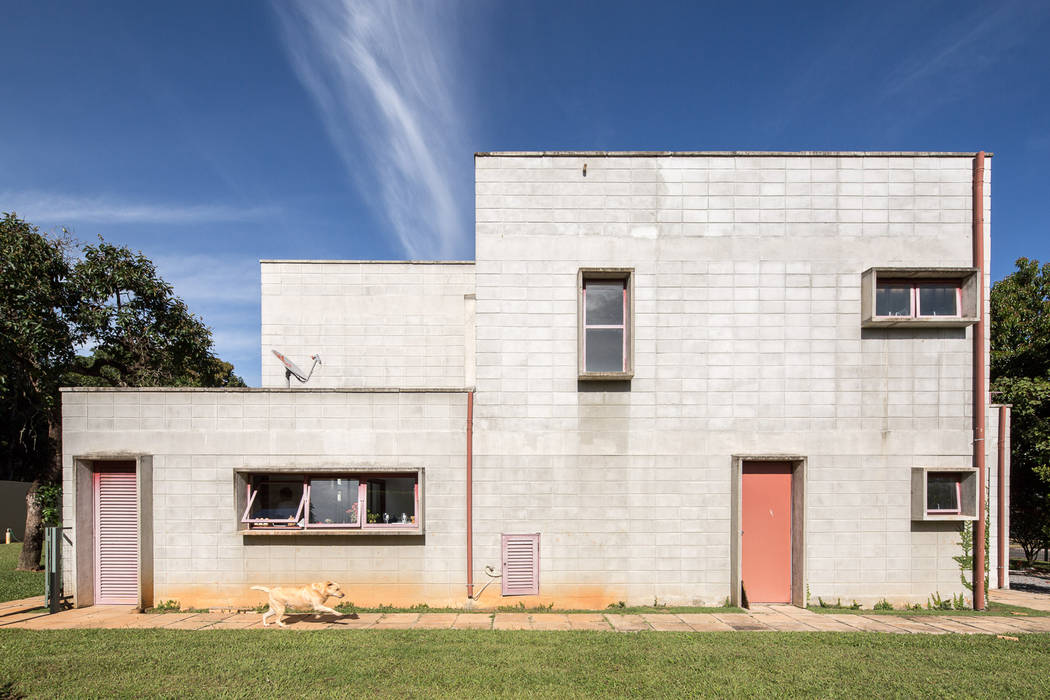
272,349,322,388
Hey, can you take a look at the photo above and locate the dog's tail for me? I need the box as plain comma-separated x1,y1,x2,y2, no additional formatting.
250,586,270,593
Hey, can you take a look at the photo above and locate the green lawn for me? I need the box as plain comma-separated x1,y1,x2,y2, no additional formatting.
0,544,42,604
0,630,1047,698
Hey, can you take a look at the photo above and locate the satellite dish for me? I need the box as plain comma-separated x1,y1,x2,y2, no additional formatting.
272,349,322,387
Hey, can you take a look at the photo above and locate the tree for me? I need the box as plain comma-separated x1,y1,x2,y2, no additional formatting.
990,258,1050,566
0,215,77,570
0,213,244,571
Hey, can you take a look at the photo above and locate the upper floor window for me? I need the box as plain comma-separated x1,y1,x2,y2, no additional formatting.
876,280,960,318
861,267,978,328
578,268,633,380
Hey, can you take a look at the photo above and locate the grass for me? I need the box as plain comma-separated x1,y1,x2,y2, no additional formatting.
0,629,1048,698
0,544,42,604
808,600,1050,617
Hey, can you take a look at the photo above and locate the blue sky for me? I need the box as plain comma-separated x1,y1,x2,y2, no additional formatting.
3,0,1048,385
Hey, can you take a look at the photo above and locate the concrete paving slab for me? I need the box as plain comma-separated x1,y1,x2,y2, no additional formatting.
0,610,51,627
326,613,381,629
991,589,1050,612
373,613,421,629
604,614,650,632
165,617,223,630
492,613,530,630
909,618,983,634
801,617,869,633
757,614,818,632
0,596,44,613
870,617,946,634
1003,616,1050,633
205,615,264,630
641,614,692,632
677,614,734,632
411,613,457,629
825,615,908,633
713,613,772,631
530,614,571,631
566,614,611,631
943,616,1028,635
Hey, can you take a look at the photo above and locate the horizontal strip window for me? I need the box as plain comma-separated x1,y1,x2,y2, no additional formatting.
241,473,420,531
876,279,961,319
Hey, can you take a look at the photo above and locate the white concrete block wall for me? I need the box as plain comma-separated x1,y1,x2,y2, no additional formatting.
471,152,995,607
260,261,475,389
60,151,999,610
62,388,469,608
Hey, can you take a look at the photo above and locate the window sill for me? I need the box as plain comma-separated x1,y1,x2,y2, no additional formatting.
862,316,977,329
578,371,634,381
912,513,978,522
239,528,422,536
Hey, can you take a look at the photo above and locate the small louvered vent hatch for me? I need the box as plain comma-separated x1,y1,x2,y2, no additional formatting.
501,533,539,596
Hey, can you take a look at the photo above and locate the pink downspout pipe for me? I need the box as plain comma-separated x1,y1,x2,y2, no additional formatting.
997,405,1007,589
466,391,474,598
973,151,987,610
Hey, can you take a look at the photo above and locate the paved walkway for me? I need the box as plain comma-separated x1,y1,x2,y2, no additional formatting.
2,591,1049,634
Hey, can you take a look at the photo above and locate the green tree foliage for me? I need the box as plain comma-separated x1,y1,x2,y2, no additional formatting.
65,238,244,388
0,213,244,570
990,258,1050,566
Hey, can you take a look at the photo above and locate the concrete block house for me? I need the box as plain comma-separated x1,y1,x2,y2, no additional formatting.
61,151,1010,611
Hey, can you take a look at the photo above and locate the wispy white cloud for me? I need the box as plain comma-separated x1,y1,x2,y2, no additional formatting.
153,254,260,306
880,1,1039,100
152,254,261,384
272,0,473,260
2,191,279,225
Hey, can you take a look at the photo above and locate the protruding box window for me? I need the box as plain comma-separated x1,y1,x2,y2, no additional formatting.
578,268,633,380
862,268,978,328
911,467,978,521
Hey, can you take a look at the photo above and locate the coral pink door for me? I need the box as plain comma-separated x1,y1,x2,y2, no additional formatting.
93,467,139,604
742,462,792,603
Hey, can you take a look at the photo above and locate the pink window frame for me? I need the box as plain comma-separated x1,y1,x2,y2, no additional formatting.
582,279,627,373
361,480,421,530
926,474,963,515
875,279,961,319
240,477,307,527
304,479,365,529
242,473,421,530
914,281,962,318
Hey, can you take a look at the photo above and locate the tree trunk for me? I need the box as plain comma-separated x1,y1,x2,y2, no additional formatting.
17,417,61,572
17,479,45,571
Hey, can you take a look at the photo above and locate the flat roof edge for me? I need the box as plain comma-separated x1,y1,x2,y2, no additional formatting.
260,260,475,265
61,387,475,394
476,150,992,158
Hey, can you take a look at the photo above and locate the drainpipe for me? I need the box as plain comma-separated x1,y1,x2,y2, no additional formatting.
466,391,474,598
972,151,987,610
997,405,1010,589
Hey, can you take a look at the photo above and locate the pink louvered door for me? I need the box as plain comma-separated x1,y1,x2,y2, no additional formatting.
93,468,139,604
